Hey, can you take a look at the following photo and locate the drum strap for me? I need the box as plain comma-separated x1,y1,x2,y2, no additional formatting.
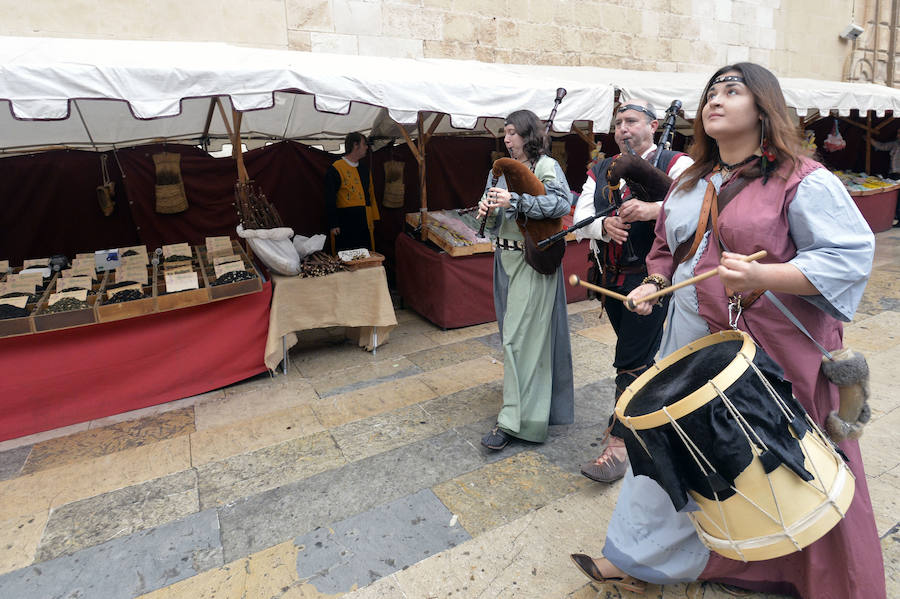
709,186,767,309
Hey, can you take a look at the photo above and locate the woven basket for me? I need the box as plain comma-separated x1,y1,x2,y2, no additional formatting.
382,160,405,208
153,152,189,214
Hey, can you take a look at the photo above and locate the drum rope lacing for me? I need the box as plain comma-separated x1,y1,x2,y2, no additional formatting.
646,350,849,558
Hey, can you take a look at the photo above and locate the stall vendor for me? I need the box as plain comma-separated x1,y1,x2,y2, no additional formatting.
871,129,900,226
324,132,380,251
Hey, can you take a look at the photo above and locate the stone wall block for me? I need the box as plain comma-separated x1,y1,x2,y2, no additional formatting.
286,0,334,33
333,0,383,35
726,44,750,64
716,21,741,45
759,27,776,50
358,35,424,57
310,31,359,54
383,5,442,40
714,0,732,22
424,39,475,60
442,14,474,42
641,11,660,38
287,30,312,51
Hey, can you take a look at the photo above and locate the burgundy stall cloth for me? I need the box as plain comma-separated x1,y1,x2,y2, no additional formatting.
395,234,590,329
0,136,592,269
0,283,271,442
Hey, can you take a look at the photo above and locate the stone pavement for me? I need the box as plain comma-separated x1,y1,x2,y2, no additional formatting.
0,228,897,599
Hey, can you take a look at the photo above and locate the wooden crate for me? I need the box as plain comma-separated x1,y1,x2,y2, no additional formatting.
96,280,155,323
196,240,263,301
155,267,209,312
33,294,98,333
0,305,34,338
341,251,385,271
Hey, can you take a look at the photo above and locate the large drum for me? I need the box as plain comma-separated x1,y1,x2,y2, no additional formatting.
615,330,854,562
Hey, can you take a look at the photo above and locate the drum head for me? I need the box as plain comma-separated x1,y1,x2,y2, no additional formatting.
624,339,744,418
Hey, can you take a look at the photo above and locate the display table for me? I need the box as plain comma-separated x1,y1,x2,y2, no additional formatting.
265,267,398,371
0,283,272,442
395,234,590,329
850,187,898,233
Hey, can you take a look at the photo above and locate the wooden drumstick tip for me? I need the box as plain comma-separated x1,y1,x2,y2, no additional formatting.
625,298,635,310
568,274,580,286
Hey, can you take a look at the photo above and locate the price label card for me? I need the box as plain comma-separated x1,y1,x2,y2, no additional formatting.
48,289,88,305
214,260,246,279
116,266,148,285
10,272,43,285
5,278,38,294
205,236,233,257
164,271,199,293
0,260,9,272
70,259,97,278
56,275,92,291
75,253,94,260
22,258,50,268
163,265,192,276
105,282,142,299
119,255,147,267
213,254,242,267
0,295,28,309
162,243,192,259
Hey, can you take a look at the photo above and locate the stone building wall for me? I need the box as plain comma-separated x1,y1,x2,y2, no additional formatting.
0,0,888,83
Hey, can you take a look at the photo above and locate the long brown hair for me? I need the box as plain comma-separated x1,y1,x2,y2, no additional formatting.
505,110,545,160
679,62,802,190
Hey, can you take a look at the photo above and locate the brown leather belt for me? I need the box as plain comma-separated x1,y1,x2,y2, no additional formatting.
496,238,525,251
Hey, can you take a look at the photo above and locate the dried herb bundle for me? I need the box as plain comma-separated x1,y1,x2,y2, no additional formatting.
235,181,284,230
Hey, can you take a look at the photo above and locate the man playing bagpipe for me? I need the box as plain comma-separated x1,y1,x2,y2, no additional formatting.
573,99,692,483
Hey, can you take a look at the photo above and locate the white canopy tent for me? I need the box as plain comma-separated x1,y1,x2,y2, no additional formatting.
505,63,900,120
4,36,900,154
0,36,615,154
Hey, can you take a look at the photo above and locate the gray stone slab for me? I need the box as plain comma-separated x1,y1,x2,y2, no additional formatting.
295,489,471,594
217,429,489,562
0,509,222,599
318,366,422,398
0,445,31,481
196,431,346,510
36,470,199,562
474,332,502,352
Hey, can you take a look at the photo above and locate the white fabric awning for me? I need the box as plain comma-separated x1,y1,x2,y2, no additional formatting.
0,36,615,152
2,36,899,154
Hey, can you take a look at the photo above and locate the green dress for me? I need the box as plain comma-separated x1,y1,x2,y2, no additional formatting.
484,155,575,442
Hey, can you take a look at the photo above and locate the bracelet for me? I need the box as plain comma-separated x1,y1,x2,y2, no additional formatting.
641,274,669,291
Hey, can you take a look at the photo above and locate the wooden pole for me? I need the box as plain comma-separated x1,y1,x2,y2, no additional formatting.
866,111,872,174
231,109,249,184
417,113,427,213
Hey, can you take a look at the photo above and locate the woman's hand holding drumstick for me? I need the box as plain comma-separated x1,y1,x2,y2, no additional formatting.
625,250,768,315
569,250,768,316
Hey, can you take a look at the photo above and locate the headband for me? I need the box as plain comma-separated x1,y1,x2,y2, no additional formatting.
710,75,745,86
617,103,657,121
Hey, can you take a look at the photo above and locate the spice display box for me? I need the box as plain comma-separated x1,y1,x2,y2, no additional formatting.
196,240,262,301
96,279,155,323
32,294,98,333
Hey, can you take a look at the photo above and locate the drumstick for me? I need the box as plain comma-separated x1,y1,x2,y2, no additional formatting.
626,250,768,310
568,274,630,303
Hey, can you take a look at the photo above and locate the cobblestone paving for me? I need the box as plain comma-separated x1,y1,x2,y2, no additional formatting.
0,229,897,599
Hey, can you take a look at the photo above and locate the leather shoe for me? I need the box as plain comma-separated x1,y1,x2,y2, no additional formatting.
569,554,645,593
580,436,627,482
481,425,512,450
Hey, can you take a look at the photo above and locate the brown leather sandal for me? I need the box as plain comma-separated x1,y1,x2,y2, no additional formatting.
570,553,646,594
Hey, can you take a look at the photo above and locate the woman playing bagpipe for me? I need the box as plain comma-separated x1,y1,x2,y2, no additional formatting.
476,109,575,450
569,63,884,598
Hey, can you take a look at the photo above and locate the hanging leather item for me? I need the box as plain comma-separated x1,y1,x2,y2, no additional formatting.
96,154,115,217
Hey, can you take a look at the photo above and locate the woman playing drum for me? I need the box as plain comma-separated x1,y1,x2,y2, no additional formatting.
570,63,884,598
